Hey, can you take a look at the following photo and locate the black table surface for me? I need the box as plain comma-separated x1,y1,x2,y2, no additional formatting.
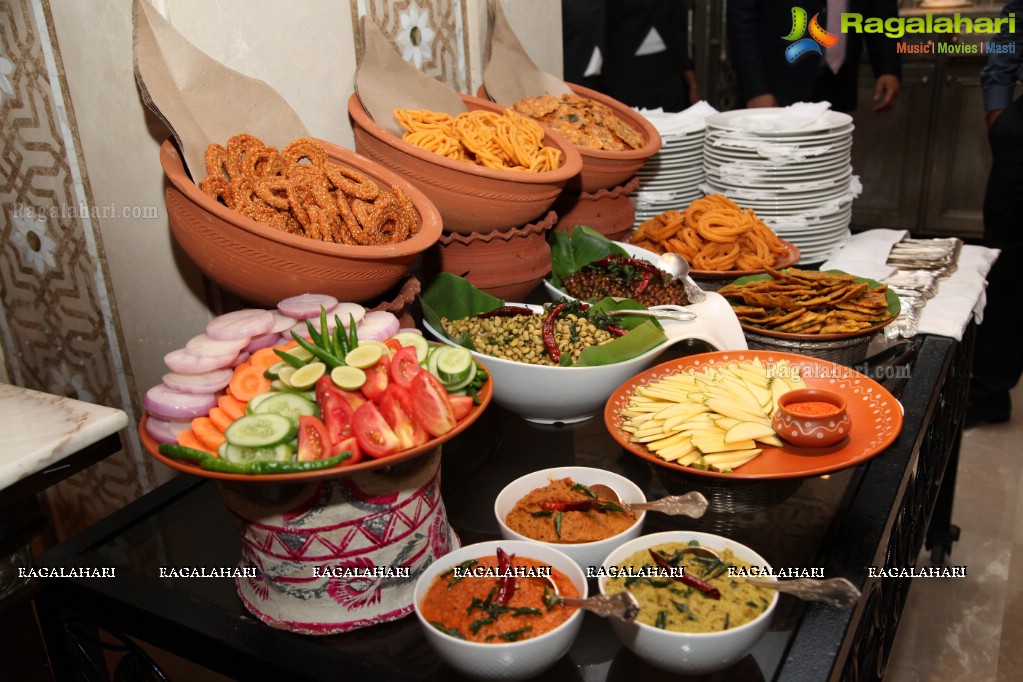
34,335,959,682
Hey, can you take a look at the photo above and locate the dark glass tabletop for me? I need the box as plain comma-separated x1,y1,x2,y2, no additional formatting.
35,334,962,682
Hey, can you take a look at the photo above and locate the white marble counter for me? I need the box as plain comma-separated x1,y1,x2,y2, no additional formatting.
0,383,128,491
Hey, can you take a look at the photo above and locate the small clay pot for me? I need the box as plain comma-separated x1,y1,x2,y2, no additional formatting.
160,139,442,307
426,212,556,301
348,94,582,235
772,388,852,448
478,82,662,193
553,176,640,242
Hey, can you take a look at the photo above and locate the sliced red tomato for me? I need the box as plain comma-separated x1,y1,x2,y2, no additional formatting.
317,374,366,412
385,338,404,356
362,352,391,402
409,371,457,437
332,435,363,465
321,392,355,445
389,345,422,390
297,415,331,462
352,402,401,458
449,395,474,422
379,385,429,449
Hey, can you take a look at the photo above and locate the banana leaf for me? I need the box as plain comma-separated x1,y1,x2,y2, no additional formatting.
549,225,629,288
419,273,667,366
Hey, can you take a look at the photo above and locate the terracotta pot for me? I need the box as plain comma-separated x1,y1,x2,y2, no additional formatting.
426,211,556,301
772,388,852,448
220,451,455,634
478,83,661,194
348,93,582,235
160,139,442,307
553,176,640,242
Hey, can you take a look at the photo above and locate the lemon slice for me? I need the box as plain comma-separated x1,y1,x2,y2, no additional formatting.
288,361,326,390
277,365,297,388
345,344,384,369
331,365,366,391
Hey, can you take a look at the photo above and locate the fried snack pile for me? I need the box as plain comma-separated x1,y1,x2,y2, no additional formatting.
393,108,562,172
629,195,791,271
512,93,645,151
718,268,895,335
201,135,419,245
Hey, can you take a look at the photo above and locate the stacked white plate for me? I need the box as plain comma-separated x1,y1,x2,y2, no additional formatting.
701,107,860,264
631,106,713,225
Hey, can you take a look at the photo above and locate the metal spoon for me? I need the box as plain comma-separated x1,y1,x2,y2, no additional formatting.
678,546,861,609
534,575,641,620
588,484,709,518
656,252,691,280
605,305,698,322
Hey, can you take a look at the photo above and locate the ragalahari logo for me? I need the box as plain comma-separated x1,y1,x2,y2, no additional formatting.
783,7,839,63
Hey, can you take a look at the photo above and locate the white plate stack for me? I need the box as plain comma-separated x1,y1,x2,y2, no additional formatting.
631,105,716,225
701,106,860,264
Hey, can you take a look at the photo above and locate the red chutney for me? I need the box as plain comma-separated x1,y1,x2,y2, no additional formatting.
420,554,579,643
786,401,840,416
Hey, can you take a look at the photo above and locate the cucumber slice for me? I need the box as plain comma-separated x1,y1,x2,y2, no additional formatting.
331,365,366,391
289,361,326,390
393,332,430,363
435,347,474,385
246,391,278,414
345,344,383,369
225,413,296,448
443,361,477,391
252,391,319,426
218,441,293,464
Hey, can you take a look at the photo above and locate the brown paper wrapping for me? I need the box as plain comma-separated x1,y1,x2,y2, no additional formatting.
131,0,307,183
482,0,572,104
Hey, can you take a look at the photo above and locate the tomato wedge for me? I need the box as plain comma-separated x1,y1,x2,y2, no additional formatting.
449,395,474,422
321,392,354,445
409,371,457,437
332,435,363,465
389,345,421,390
352,402,401,458
297,415,331,462
362,352,391,402
379,385,429,449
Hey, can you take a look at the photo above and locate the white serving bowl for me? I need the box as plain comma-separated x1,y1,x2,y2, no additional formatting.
422,297,747,424
598,530,778,675
413,540,586,681
494,466,647,572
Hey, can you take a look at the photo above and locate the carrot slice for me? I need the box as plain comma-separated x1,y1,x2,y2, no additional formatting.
250,346,284,372
177,429,215,456
192,416,226,451
229,363,271,403
208,406,234,433
217,394,247,421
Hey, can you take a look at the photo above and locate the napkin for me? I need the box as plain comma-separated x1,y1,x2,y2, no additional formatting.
917,244,1000,339
731,102,833,133
636,101,718,136
820,228,907,276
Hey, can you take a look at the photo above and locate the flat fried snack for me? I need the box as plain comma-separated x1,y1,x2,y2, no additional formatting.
718,268,895,335
393,108,562,172
201,135,419,245
512,93,645,151
629,195,791,271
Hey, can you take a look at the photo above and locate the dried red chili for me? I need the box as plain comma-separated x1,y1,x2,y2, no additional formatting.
542,303,567,363
477,306,535,319
495,547,516,606
539,499,626,513
648,549,721,600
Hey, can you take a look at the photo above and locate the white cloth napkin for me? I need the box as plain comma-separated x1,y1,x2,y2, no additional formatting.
731,102,833,133
637,101,719,136
819,229,907,276
916,244,1000,339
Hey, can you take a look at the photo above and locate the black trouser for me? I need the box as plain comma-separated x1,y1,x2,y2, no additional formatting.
973,95,1023,402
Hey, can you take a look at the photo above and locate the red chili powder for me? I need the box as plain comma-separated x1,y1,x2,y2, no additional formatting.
786,401,840,416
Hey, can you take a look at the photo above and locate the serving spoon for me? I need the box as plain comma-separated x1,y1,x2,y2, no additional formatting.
678,546,861,609
656,252,691,280
588,484,709,519
605,305,698,322
534,575,641,620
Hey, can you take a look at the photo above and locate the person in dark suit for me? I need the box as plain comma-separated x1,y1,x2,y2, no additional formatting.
970,0,1023,426
727,0,900,112
561,0,607,91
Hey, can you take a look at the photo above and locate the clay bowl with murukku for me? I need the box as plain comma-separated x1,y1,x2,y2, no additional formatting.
478,82,662,194
160,138,442,307
347,93,583,235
